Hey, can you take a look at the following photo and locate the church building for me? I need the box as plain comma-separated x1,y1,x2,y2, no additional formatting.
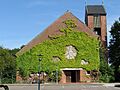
16,5,107,83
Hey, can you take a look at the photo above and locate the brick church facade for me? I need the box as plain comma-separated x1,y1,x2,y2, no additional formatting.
16,5,107,83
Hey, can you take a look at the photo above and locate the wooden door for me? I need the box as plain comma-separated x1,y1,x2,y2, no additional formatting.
65,71,71,83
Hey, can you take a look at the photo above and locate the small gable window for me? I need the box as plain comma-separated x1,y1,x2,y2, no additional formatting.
86,71,90,75
53,56,61,62
81,60,89,65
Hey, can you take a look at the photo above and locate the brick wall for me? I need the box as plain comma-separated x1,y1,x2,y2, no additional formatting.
87,15,107,46
101,16,107,43
88,16,94,30
80,70,91,83
60,71,66,83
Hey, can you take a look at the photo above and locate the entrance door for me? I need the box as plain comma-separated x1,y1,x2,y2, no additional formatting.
71,71,76,82
64,70,80,83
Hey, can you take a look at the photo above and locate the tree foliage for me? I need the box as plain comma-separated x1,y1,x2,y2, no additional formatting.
0,47,19,83
109,18,120,82
99,47,114,82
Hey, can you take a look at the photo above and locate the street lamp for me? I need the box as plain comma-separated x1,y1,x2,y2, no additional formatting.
37,54,42,90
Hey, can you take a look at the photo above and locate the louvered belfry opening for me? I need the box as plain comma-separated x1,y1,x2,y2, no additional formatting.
94,15,100,28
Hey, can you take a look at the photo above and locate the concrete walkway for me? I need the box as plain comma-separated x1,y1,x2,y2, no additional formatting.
1,83,120,90
5,83,120,86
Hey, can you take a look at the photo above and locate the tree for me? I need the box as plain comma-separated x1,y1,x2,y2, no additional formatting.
0,46,19,83
109,18,120,82
99,47,114,82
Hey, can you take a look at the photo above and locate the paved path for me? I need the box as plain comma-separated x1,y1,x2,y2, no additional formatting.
1,83,120,90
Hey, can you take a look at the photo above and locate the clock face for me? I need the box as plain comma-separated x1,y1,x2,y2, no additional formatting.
65,45,77,59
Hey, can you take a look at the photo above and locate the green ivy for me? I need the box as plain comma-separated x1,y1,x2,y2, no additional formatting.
16,20,100,77
60,19,77,36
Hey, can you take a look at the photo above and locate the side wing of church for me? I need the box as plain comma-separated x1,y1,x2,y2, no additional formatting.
16,5,107,83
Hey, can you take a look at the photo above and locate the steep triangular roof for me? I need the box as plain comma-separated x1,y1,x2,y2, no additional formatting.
17,11,97,56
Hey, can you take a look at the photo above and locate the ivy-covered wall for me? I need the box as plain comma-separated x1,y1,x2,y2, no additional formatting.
16,20,100,77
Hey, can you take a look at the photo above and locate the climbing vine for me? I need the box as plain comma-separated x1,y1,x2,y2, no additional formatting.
60,19,77,36
16,20,100,77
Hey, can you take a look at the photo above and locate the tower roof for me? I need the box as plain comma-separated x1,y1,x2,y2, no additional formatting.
86,5,106,15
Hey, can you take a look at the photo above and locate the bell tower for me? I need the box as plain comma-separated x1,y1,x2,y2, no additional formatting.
85,5,107,46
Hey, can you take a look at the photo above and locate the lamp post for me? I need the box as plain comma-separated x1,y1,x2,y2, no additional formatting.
37,54,42,90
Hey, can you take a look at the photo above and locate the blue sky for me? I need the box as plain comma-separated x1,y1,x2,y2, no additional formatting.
0,0,119,49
